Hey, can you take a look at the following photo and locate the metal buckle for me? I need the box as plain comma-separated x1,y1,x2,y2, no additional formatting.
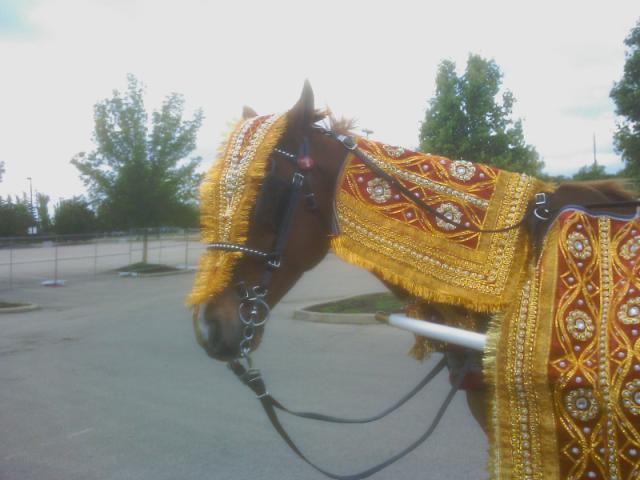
535,192,548,206
267,257,281,269
336,134,357,150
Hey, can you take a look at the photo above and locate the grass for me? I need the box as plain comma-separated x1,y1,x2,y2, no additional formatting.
116,262,180,274
0,301,29,309
307,292,404,314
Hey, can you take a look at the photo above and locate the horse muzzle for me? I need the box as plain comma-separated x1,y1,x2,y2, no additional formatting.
192,300,267,361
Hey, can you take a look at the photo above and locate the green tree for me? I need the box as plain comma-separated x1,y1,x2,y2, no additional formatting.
0,196,33,236
572,161,613,181
53,197,96,235
72,74,203,261
36,192,51,232
611,19,640,183
419,55,543,175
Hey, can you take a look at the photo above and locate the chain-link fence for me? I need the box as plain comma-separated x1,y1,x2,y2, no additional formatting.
0,229,205,290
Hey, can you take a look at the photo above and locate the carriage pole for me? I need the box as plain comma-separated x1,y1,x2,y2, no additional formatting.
377,313,486,352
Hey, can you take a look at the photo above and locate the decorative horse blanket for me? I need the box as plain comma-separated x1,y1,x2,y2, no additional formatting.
487,208,640,479
331,138,548,312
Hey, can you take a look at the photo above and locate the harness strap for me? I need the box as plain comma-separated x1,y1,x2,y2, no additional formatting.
228,356,467,480
229,356,447,424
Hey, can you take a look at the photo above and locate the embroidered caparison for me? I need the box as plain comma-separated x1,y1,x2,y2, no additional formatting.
485,209,640,480
187,113,287,306
330,138,549,312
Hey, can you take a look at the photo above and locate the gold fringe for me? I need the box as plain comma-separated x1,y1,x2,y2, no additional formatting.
186,114,288,307
483,311,503,479
331,236,527,313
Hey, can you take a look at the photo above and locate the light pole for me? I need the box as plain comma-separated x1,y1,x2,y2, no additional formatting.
26,177,34,234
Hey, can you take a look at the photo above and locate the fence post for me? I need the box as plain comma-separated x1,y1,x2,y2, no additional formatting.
9,242,13,288
158,232,163,265
184,229,189,268
93,237,98,276
128,233,133,266
53,238,59,284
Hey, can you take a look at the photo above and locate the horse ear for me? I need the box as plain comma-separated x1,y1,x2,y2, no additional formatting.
289,80,315,130
242,106,258,119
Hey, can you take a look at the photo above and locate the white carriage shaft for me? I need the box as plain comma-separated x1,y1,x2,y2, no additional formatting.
387,314,486,352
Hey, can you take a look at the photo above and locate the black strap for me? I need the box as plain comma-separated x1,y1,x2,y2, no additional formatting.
229,357,467,480
229,356,446,424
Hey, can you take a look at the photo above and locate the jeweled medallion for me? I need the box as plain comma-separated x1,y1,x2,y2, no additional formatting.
567,231,592,260
435,203,462,231
449,160,476,182
564,388,599,421
366,178,392,204
566,310,594,341
618,298,640,325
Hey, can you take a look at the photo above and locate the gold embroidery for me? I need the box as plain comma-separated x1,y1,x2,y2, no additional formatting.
331,138,548,312
187,113,287,306
486,210,640,480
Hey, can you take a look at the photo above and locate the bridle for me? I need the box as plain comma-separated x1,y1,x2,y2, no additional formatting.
204,125,640,479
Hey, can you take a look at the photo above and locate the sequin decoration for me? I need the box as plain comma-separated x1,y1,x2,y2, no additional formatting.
435,203,462,231
449,160,476,182
621,237,640,260
567,231,592,259
366,178,392,204
382,144,405,158
618,298,640,325
566,310,594,341
564,388,600,421
622,380,640,415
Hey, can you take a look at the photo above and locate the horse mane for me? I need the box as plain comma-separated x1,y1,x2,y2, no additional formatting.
313,108,357,135
559,179,637,201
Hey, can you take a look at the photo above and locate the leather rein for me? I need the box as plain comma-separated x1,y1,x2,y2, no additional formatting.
205,127,640,479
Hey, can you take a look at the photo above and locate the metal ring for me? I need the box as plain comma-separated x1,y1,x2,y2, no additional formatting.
238,297,270,327
243,324,256,341
534,207,551,221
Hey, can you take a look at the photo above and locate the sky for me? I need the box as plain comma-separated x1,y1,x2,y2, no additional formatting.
0,0,638,204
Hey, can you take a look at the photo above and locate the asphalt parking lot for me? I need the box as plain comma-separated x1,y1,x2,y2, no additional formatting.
0,254,487,480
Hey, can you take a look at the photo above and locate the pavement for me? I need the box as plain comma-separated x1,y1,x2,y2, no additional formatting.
0,254,487,480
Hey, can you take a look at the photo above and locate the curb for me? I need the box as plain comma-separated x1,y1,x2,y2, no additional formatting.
0,303,40,314
118,268,195,278
293,307,377,325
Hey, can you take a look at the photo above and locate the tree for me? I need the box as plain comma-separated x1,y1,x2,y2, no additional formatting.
72,74,203,262
572,161,613,181
53,197,96,235
419,55,543,176
610,19,640,183
36,192,51,232
0,196,33,236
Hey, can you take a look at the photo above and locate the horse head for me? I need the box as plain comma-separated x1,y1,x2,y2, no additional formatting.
192,82,347,361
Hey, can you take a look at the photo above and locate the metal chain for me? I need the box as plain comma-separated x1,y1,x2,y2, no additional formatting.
237,286,271,360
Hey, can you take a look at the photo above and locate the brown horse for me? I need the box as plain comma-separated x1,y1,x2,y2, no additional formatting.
194,82,636,433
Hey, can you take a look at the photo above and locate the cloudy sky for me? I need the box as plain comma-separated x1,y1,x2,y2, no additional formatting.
0,0,638,203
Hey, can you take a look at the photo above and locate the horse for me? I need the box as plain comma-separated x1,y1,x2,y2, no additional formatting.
189,81,639,479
